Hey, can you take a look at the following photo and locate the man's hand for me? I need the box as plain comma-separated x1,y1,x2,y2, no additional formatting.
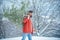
33,28,36,33
27,15,30,19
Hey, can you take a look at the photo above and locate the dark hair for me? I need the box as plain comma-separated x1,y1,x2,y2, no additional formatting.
28,10,33,13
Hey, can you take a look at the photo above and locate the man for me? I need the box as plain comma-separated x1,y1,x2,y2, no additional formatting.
22,10,34,40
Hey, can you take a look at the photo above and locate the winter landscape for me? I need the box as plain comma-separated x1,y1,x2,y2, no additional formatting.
0,0,60,40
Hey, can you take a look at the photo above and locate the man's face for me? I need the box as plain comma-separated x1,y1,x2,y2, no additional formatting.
29,13,32,18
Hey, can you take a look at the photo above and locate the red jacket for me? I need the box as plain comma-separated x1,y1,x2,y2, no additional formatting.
22,17,33,33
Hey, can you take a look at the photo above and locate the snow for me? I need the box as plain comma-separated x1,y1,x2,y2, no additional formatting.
0,36,60,40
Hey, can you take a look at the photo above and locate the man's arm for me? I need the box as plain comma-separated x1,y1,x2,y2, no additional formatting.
23,15,29,24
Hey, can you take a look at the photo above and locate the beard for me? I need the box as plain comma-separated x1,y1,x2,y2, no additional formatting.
30,15,32,18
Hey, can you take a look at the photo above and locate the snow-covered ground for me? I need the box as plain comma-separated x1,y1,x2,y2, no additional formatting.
0,36,60,40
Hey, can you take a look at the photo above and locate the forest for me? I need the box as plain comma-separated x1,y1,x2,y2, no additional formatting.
0,0,60,39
